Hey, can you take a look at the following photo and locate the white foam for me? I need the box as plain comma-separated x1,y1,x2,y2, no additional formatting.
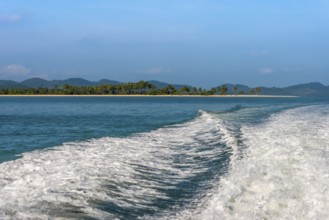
177,105,329,220
0,111,233,219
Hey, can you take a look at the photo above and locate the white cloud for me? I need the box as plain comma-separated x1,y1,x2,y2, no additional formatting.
146,67,171,74
0,13,21,23
251,50,271,56
259,67,274,75
0,64,31,76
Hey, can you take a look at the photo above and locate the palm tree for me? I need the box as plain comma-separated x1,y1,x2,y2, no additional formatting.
233,86,238,95
219,85,228,95
193,87,197,95
161,85,177,94
180,86,190,94
209,88,217,95
255,87,261,95
198,87,203,95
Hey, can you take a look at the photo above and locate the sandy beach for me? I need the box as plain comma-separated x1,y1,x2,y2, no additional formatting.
0,94,298,98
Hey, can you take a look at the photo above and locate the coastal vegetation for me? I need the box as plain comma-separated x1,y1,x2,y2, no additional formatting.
0,81,262,96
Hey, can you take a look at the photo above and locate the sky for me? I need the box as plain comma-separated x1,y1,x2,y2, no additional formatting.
0,0,328,87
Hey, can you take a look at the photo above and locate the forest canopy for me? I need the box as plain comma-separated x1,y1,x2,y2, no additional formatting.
0,81,260,95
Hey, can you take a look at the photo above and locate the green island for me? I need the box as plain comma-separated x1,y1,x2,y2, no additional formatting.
0,81,261,96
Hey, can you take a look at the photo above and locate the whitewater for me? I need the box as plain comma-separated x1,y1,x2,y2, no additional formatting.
0,97,328,219
175,105,329,220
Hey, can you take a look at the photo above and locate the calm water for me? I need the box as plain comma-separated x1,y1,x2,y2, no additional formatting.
0,96,328,219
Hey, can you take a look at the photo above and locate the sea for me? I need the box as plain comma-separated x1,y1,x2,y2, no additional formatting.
0,96,328,220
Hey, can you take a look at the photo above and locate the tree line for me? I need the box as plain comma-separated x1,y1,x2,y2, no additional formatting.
0,81,261,95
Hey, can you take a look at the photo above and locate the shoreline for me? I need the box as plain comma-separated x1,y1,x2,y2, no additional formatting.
0,94,298,98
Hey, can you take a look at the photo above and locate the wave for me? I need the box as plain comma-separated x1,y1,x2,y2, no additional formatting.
174,105,329,220
0,111,238,219
3,104,325,220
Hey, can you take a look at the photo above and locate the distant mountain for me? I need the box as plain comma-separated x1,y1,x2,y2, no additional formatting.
258,82,329,97
98,79,121,85
283,82,328,96
0,80,24,89
216,82,329,97
0,78,328,96
0,78,122,89
54,78,92,87
148,80,193,90
21,78,52,88
224,84,251,94
0,78,192,91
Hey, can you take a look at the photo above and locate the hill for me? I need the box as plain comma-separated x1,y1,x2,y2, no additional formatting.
283,82,328,96
0,78,121,89
148,80,193,90
0,78,328,96
215,82,329,97
0,80,25,89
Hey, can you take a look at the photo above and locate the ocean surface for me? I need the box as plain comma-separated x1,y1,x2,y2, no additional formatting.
0,96,328,219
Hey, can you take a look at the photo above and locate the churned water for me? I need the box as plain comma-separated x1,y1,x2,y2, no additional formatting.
0,96,328,219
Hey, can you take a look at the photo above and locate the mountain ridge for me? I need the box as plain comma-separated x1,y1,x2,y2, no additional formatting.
0,78,122,89
0,78,328,96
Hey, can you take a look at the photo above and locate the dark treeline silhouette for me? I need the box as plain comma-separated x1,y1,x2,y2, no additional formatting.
0,81,261,95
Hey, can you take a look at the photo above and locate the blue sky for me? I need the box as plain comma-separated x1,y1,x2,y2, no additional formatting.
0,0,328,87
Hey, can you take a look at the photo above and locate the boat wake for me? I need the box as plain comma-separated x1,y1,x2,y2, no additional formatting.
0,111,237,219
173,105,329,220
1,105,328,219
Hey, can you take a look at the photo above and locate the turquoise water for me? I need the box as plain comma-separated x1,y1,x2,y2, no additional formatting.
0,96,328,219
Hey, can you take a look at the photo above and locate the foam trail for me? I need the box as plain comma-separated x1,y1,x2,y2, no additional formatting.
175,105,329,220
0,111,235,219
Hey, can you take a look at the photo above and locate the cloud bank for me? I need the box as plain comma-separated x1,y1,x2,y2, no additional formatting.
0,64,31,76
